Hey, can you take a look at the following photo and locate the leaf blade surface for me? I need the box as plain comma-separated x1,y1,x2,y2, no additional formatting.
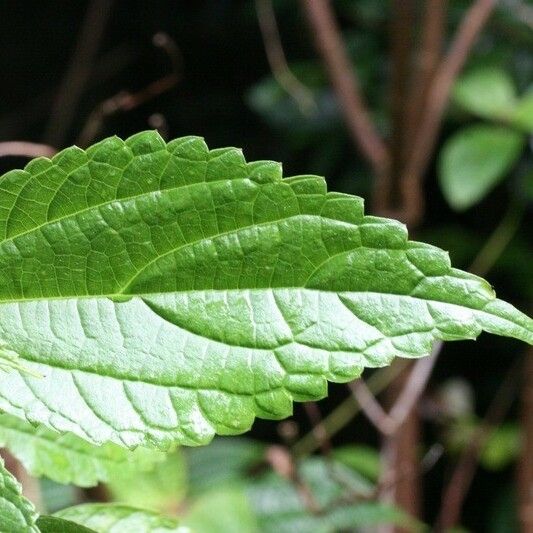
0,131,530,448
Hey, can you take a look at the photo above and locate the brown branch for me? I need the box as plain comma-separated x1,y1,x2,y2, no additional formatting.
403,0,447,160
388,347,440,424
0,142,57,159
383,0,415,213
400,0,497,227
436,357,522,530
518,347,533,532
256,0,316,115
349,379,395,435
349,343,441,437
292,361,409,457
300,0,390,178
44,0,116,147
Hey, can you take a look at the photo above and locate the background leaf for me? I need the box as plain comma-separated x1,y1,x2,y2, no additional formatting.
0,414,165,487
55,504,182,533
106,449,186,513
36,515,96,533
181,487,259,533
453,67,517,120
0,131,531,451
438,125,524,210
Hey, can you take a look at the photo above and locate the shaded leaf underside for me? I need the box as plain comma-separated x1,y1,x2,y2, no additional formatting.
0,131,530,449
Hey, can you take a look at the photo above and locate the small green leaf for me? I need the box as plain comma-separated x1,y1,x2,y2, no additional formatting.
439,125,524,210
0,456,39,533
0,132,530,450
36,515,97,533
332,444,381,481
453,67,517,120
481,424,520,470
0,413,165,488
55,504,182,533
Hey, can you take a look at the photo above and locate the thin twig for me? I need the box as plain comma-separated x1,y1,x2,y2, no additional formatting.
349,344,441,438
0,142,57,159
77,33,181,147
255,0,316,115
400,0,497,226
44,0,115,147
348,379,395,435
388,346,440,425
435,357,523,530
300,0,390,178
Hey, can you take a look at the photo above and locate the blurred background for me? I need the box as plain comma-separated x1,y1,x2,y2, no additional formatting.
0,1,532,531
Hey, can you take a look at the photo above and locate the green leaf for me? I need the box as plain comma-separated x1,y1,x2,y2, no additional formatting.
332,444,381,481
481,424,520,470
55,504,181,533
245,457,416,532
0,131,531,449
186,437,265,496
453,67,517,120
36,515,96,533
439,125,524,210
0,456,39,533
0,413,165,488
106,449,186,513
182,486,259,533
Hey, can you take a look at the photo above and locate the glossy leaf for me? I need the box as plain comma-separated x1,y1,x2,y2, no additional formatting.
0,456,39,533
55,504,181,533
439,125,524,210
0,413,165,487
0,131,531,450
453,67,517,120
